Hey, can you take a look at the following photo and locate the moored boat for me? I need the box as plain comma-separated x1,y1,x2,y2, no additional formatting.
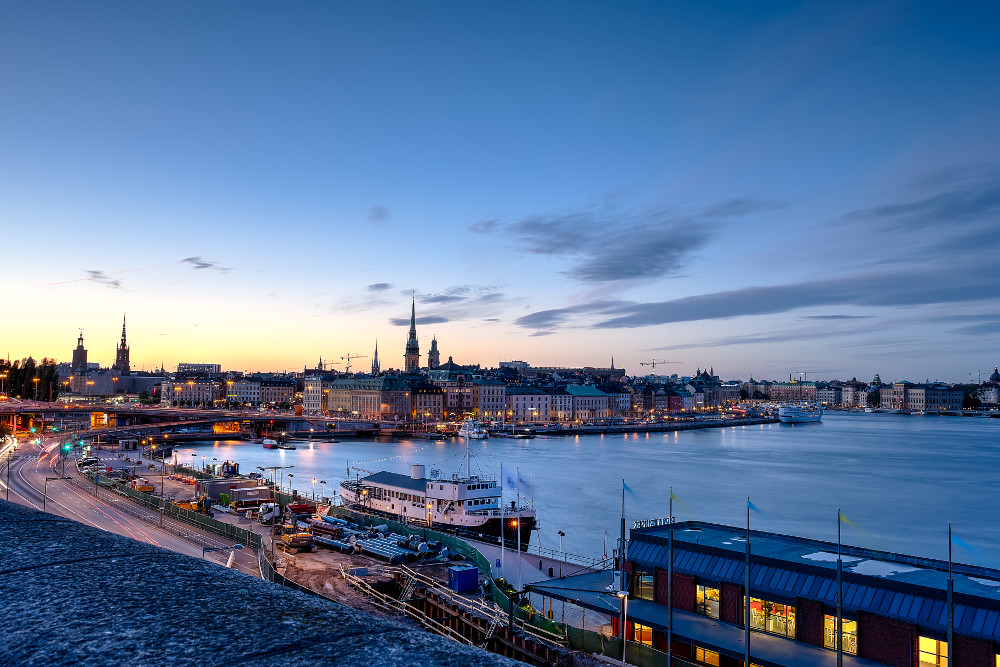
778,403,823,424
458,420,489,439
340,463,536,549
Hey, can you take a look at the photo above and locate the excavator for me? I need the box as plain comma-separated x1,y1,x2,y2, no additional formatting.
274,521,315,553
175,494,214,516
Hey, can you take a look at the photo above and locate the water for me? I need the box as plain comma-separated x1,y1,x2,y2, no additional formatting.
172,413,1000,565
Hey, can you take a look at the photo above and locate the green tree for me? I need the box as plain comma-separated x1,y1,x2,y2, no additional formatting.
867,389,880,407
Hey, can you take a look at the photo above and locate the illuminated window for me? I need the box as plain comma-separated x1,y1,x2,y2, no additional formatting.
919,637,947,667
632,623,653,646
749,597,796,638
635,571,654,601
823,616,857,654
696,584,721,619
693,647,720,666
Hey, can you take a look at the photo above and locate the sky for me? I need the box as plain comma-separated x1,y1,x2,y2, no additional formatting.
2,1,999,383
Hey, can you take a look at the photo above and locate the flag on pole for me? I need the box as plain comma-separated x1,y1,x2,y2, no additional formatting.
501,465,518,491
623,480,635,494
748,499,762,514
839,512,855,526
517,469,533,498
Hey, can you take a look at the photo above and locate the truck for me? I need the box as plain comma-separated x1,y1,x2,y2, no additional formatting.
175,494,213,516
274,523,314,553
257,502,282,525
129,477,155,493
227,486,271,511
258,502,314,526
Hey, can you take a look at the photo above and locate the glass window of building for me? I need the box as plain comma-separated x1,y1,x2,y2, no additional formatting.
696,584,721,619
693,647,720,666
919,637,948,667
823,616,857,654
749,597,796,639
635,571,654,601
632,623,653,646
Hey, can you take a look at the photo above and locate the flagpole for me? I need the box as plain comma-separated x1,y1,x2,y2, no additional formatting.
500,461,505,578
619,479,626,593
837,508,843,667
517,466,522,592
745,497,751,667
948,523,954,667
667,487,673,663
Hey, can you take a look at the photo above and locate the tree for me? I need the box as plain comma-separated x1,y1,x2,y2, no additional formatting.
867,389,880,407
739,388,749,400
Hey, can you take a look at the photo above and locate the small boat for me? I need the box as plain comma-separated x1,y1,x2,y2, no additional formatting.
261,438,279,449
458,420,489,439
778,403,823,424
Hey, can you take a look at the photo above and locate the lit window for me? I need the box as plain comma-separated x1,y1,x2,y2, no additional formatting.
632,623,653,646
635,572,654,600
919,637,947,667
693,647,720,666
696,584,721,619
750,598,796,638
823,616,857,654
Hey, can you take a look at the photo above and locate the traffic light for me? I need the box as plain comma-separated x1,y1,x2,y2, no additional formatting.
61,442,71,453
30,427,37,434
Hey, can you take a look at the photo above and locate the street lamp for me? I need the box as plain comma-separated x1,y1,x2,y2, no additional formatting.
287,473,294,495
202,455,206,471
320,480,326,502
312,477,316,502
617,590,629,666
33,377,39,401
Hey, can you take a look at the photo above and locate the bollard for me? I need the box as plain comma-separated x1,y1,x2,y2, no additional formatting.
548,566,553,577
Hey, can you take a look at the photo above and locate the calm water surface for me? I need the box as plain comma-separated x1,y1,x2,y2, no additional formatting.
174,413,1000,564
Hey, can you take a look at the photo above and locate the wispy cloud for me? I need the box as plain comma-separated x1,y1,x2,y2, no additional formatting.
86,270,122,289
803,315,872,320
368,206,389,223
182,256,230,272
514,267,1000,330
471,197,779,283
367,283,392,292
389,315,450,326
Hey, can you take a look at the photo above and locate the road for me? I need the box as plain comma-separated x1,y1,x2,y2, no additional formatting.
0,436,262,577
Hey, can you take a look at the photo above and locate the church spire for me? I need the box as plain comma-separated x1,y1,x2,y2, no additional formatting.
372,339,380,375
404,293,420,371
113,313,130,373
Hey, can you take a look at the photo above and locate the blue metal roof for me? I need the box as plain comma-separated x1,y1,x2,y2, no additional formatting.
361,471,427,493
628,522,1000,642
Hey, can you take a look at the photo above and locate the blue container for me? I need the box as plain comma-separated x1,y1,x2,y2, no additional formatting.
448,565,479,593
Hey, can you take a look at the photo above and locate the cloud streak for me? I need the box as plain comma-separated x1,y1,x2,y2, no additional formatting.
182,256,230,272
86,270,122,289
515,267,1000,330
471,197,779,283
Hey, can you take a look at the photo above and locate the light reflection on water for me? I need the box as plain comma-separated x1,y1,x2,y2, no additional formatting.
173,413,1000,564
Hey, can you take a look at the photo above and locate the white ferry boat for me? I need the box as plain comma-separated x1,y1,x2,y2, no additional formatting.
457,419,489,439
340,463,536,549
778,403,823,423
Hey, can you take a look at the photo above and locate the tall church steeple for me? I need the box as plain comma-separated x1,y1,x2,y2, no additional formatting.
404,294,420,371
113,314,130,373
427,335,440,370
72,329,88,372
372,340,380,375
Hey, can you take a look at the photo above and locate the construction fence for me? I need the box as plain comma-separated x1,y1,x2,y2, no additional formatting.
96,474,262,550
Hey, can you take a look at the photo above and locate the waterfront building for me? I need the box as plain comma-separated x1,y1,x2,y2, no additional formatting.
817,384,842,407
549,388,573,422
410,382,444,423
565,384,611,421
404,295,420,372
303,375,336,413
505,386,552,423
228,378,261,407
472,378,506,422
881,382,963,412
112,315,130,373
530,520,1000,667
260,379,296,406
767,382,818,402
159,379,217,407
323,376,411,420
71,331,88,373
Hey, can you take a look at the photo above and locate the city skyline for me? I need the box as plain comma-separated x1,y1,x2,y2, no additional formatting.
4,2,999,382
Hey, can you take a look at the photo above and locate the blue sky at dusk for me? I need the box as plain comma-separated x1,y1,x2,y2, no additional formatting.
3,1,999,382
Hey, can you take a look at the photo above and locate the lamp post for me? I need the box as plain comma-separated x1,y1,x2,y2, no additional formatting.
312,477,316,502
617,590,629,666
320,480,327,503
33,377,39,401
287,473,294,495
202,455,206,471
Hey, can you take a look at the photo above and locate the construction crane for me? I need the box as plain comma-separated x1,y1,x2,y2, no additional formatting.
319,359,342,372
639,359,681,371
340,352,368,374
